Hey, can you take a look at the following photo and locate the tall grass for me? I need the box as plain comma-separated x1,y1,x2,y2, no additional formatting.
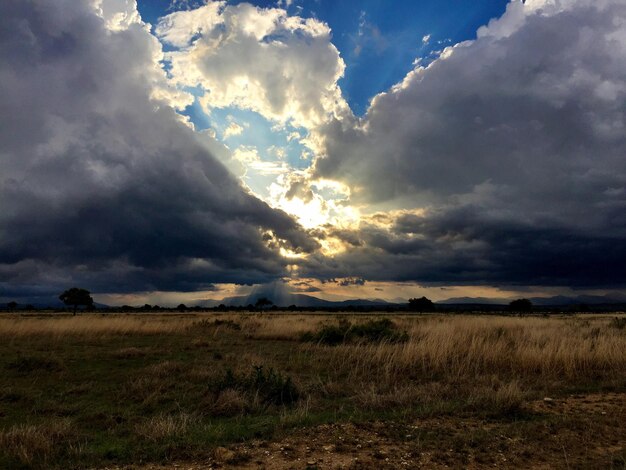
0,314,192,337
0,419,77,466
313,317,626,392
0,312,624,467
1,314,624,382
328,316,626,382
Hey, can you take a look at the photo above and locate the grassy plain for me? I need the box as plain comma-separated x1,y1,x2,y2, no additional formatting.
0,312,625,468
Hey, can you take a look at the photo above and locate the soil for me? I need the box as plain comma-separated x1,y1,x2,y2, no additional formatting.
99,393,626,469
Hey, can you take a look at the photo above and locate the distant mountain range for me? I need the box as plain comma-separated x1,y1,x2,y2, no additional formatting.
4,292,626,310
198,292,626,308
199,293,395,308
438,293,626,306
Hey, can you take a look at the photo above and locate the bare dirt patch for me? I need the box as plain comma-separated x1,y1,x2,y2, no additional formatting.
99,393,626,469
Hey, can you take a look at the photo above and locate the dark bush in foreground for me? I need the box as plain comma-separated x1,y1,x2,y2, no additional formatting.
213,365,299,406
301,318,408,345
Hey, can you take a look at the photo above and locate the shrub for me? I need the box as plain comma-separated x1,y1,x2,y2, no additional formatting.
301,318,408,345
301,319,351,345
212,365,299,406
610,317,626,330
351,318,408,342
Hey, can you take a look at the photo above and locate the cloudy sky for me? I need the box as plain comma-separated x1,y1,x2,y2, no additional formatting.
2,0,626,306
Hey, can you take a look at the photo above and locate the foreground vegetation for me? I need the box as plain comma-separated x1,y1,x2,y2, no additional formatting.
0,312,625,468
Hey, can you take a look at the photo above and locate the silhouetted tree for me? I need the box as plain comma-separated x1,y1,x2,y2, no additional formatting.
255,297,273,311
509,298,533,312
408,296,435,312
7,301,17,311
59,288,94,315
177,303,187,311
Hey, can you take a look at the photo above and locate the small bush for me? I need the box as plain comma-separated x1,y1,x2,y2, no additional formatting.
210,389,248,416
301,319,351,345
301,318,408,345
212,365,299,406
610,317,626,330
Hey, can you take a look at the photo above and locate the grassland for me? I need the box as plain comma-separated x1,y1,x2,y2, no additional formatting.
0,312,625,469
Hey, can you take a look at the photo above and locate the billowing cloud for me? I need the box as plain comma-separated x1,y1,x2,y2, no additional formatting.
156,2,350,130
310,0,626,287
0,0,316,298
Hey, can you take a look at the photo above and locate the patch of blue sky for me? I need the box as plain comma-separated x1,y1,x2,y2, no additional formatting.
139,0,511,115
178,87,212,131
310,1,511,115
202,0,510,115
136,0,173,29
203,107,311,169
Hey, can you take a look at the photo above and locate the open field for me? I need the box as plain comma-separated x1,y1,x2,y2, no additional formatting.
0,312,625,469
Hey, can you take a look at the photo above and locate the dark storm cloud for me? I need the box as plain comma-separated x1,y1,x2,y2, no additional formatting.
0,0,315,298
311,0,626,287
289,280,322,293
302,205,626,288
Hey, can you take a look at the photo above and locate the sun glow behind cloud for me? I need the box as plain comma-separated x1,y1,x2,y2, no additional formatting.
153,0,365,240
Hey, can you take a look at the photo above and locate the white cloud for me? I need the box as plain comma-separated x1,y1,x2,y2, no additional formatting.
232,146,288,177
92,0,141,31
223,121,244,139
156,2,350,131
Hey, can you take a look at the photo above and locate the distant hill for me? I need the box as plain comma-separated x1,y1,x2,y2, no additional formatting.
199,293,395,308
439,292,626,307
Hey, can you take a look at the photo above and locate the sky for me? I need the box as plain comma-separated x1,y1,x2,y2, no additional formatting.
2,0,626,306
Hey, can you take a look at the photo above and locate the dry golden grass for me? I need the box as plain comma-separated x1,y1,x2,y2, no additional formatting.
0,419,75,466
0,314,193,337
135,413,198,442
0,312,329,339
209,389,248,417
329,316,626,383
291,314,626,413
238,314,328,339
0,312,625,468
1,313,624,383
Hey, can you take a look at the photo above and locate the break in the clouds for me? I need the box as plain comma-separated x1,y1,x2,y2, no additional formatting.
0,0,316,298
310,0,626,288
